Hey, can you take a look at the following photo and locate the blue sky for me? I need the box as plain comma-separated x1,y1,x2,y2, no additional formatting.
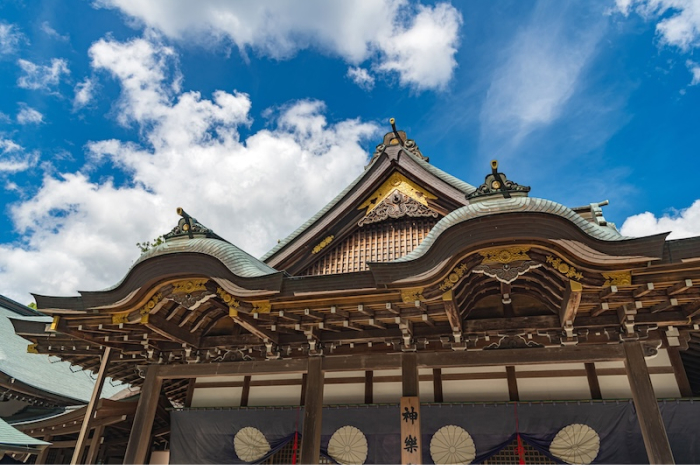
0,0,699,302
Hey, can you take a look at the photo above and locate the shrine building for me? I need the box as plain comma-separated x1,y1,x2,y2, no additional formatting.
15,120,700,464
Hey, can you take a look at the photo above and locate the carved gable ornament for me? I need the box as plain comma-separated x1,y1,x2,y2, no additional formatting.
358,173,439,226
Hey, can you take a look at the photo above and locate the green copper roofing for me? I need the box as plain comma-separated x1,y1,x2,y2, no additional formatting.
135,237,278,278
0,417,49,448
260,150,476,261
393,197,626,263
0,306,125,404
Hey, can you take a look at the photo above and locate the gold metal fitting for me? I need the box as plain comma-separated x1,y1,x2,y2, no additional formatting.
491,160,498,170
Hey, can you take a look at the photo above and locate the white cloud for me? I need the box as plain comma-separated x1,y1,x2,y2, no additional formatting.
479,2,607,151
94,0,461,90
621,200,700,239
0,139,38,173
0,22,24,55
73,77,96,109
347,67,375,90
687,59,700,84
17,58,70,91
16,105,44,125
40,22,69,42
0,35,378,302
617,0,700,51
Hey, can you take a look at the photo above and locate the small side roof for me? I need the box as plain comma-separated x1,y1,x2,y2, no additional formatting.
0,417,49,452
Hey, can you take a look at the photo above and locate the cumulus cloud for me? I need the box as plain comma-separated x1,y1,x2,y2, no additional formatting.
347,67,375,90
621,200,700,239
480,2,607,152
94,0,461,90
0,22,24,55
17,58,70,90
0,139,38,173
73,77,96,109
617,0,700,84
687,59,700,84
0,35,378,301
16,105,43,124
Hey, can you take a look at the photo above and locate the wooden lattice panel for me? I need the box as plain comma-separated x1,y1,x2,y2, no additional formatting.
484,438,555,464
302,217,438,275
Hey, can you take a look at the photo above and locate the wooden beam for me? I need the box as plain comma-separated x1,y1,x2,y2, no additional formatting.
364,371,373,404
123,366,163,465
157,357,309,379
585,363,602,400
633,282,655,298
667,279,692,296
433,368,443,403
559,280,582,327
650,298,678,313
661,333,693,398
71,346,111,465
184,379,196,408
35,436,51,463
402,352,419,397
442,291,462,332
144,312,198,347
300,357,324,465
85,425,104,465
240,375,251,407
233,313,279,344
623,342,675,464
506,366,519,401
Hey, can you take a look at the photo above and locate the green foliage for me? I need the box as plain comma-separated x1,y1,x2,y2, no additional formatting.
136,236,164,253
27,302,37,309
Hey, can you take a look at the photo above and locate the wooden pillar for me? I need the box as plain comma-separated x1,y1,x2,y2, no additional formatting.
123,366,163,465
624,342,675,464
71,346,112,465
432,368,443,403
84,425,104,464
364,371,373,404
400,352,421,465
585,362,602,399
300,357,324,465
662,333,693,397
506,366,519,401
240,375,251,407
35,436,51,464
184,379,196,408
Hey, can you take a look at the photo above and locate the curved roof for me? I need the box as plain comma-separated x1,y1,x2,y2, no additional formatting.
102,237,278,293
394,197,626,263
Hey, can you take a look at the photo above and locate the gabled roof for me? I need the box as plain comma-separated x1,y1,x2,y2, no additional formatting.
261,128,476,270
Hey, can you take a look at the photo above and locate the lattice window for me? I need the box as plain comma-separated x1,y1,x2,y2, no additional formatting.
302,217,438,275
483,438,555,465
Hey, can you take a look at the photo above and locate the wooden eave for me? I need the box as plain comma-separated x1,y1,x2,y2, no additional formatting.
264,145,471,273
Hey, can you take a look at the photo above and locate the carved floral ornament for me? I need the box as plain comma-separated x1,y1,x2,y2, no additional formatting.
438,263,469,292
602,271,632,287
359,173,437,215
479,246,531,264
545,255,583,281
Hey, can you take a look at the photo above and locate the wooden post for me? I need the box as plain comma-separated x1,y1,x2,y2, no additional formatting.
84,425,104,464
123,366,163,464
623,342,675,464
35,436,51,464
184,379,196,408
300,357,324,465
506,366,519,401
401,352,421,465
585,363,602,400
432,368,443,403
364,371,373,404
662,333,693,397
71,346,111,465
240,375,251,407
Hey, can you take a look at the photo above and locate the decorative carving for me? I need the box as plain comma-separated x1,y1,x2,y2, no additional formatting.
401,288,424,303
358,190,438,226
359,172,437,215
367,124,428,166
139,293,163,324
438,263,470,291
480,246,531,264
602,271,632,287
484,335,543,350
172,279,208,294
312,235,334,254
467,160,530,201
471,261,541,284
252,301,272,314
27,343,39,354
546,255,583,281
216,288,240,308
163,208,214,240
112,313,129,325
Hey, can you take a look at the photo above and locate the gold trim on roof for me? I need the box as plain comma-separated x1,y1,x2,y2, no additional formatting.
172,279,208,295
312,235,334,254
480,247,530,264
401,288,424,303
439,263,469,292
602,271,632,287
545,255,583,281
359,173,437,214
